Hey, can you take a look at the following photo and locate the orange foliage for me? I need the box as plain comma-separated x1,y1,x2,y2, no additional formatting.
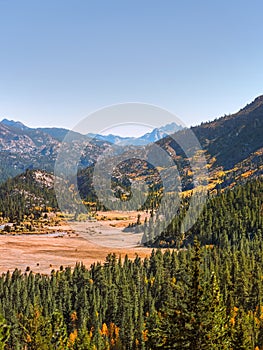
68,329,78,345
70,311,78,322
142,329,148,341
241,170,254,178
107,322,120,345
100,323,109,336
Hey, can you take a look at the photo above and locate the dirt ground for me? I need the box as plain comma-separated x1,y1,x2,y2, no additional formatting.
0,211,153,274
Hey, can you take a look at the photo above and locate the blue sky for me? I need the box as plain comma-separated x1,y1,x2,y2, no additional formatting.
0,0,263,133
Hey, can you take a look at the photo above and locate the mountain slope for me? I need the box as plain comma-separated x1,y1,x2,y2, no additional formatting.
0,120,109,183
145,176,263,247
72,96,263,205
1,118,30,131
0,121,59,181
156,95,263,189
194,95,263,169
0,169,58,220
0,95,263,191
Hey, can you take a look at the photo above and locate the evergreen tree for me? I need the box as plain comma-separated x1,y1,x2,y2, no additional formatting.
0,315,10,350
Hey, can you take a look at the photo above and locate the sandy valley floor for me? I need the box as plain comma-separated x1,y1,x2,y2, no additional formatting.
0,211,153,274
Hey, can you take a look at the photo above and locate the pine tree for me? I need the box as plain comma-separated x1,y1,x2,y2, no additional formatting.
18,304,53,350
0,315,10,350
147,240,230,349
50,311,68,350
230,308,252,349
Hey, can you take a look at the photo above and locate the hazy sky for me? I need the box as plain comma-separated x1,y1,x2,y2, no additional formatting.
0,0,263,133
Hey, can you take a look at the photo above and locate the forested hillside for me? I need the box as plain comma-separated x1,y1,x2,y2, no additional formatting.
0,177,262,348
1,238,263,349
0,97,262,349
0,169,58,222
143,177,263,248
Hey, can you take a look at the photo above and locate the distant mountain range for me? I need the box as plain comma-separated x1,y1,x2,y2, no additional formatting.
0,119,182,183
1,119,183,145
1,119,85,142
0,95,262,195
87,122,183,145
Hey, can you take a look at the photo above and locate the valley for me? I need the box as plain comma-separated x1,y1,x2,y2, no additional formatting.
0,96,262,349
2,2,263,347
0,211,152,274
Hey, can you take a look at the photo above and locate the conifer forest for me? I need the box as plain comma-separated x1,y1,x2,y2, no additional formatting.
0,178,262,349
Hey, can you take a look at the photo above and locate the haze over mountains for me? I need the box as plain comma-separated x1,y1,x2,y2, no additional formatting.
86,122,183,145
